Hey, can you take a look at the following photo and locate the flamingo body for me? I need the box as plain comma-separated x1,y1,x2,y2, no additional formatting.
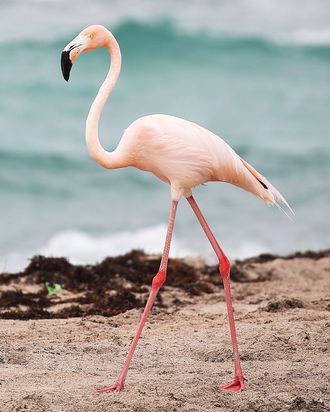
119,113,286,203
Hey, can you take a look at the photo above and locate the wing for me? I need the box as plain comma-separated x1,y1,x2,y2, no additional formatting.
119,114,292,213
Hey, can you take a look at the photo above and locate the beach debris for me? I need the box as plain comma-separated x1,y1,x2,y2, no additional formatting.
45,282,62,294
264,298,304,312
0,250,327,321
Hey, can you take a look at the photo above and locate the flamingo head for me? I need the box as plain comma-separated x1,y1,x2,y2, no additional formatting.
61,25,110,81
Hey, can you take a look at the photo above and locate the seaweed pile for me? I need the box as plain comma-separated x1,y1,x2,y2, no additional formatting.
1,249,328,320
0,251,219,320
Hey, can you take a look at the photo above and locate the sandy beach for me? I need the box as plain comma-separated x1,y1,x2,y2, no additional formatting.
0,250,329,412
2,2,330,411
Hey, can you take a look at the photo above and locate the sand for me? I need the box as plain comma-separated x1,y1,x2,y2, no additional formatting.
0,252,329,411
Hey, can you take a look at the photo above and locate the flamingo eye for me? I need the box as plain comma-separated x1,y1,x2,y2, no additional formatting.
89,33,95,39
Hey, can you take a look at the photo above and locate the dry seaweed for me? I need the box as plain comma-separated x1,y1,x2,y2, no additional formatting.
0,249,328,320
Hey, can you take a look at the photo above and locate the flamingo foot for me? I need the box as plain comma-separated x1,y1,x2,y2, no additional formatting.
96,382,124,393
220,375,246,392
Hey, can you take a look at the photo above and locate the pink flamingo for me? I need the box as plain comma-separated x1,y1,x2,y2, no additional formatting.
61,25,291,393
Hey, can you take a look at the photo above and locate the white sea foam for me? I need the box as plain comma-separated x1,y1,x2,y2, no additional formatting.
0,225,271,273
1,0,330,46
40,225,193,263
0,225,193,273
288,30,330,46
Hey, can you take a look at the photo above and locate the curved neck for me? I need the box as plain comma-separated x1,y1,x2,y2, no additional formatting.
85,32,123,169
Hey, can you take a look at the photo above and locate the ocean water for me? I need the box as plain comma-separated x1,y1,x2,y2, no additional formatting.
1,0,330,272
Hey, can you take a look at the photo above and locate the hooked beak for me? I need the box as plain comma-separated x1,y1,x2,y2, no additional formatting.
61,49,72,81
61,35,87,81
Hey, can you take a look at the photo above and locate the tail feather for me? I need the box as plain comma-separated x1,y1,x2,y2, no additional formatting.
274,199,294,221
240,158,294,217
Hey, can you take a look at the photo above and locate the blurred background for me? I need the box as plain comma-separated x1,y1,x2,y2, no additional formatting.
1,0,330,271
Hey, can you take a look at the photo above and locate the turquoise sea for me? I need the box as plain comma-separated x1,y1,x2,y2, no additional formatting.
1,0,330,271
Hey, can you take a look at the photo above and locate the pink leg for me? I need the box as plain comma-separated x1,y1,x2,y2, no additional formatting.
97,200,178,393
187,195,246,392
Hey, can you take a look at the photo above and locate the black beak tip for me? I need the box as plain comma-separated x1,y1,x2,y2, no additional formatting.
61,51,72,82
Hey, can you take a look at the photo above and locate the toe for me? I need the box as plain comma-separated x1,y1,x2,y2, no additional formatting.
97,385,122,393
220,376,246,392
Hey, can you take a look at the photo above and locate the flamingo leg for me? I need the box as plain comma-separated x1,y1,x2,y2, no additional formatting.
97,200,178,393
187,195,246,392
